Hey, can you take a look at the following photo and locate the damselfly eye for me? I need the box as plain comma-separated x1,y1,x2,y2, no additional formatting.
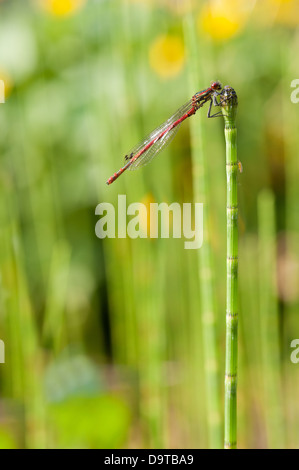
211,81,222,91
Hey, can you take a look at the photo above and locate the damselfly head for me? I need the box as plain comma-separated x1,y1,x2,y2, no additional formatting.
211,81,222,91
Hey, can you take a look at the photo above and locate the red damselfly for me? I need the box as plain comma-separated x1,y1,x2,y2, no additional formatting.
106,81,222,185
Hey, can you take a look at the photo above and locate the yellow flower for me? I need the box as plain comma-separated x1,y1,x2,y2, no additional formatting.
250,0,299,28
199,0,250,42
272,0,299,26
35,0,86,17
270,0,294,3
149,34,185,79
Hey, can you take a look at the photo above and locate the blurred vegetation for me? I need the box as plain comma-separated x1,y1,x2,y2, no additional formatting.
0,0,298,448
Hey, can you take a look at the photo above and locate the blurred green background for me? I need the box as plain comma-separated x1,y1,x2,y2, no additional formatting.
0,0,299,449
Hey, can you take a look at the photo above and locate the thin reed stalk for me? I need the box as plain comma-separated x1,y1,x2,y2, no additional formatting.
257,188,285,448
220,87,239,449
183,13,222,448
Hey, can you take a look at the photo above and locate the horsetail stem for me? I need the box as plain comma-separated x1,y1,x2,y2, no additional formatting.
220,87,239,449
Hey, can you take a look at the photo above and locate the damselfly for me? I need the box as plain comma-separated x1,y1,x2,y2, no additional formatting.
106,81,222,185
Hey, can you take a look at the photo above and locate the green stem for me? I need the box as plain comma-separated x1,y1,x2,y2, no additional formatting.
220,87,239,449
183,13,222,448
257,189,285,448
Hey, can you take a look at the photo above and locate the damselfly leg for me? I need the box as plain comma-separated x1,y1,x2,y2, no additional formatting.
207,91,226,118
